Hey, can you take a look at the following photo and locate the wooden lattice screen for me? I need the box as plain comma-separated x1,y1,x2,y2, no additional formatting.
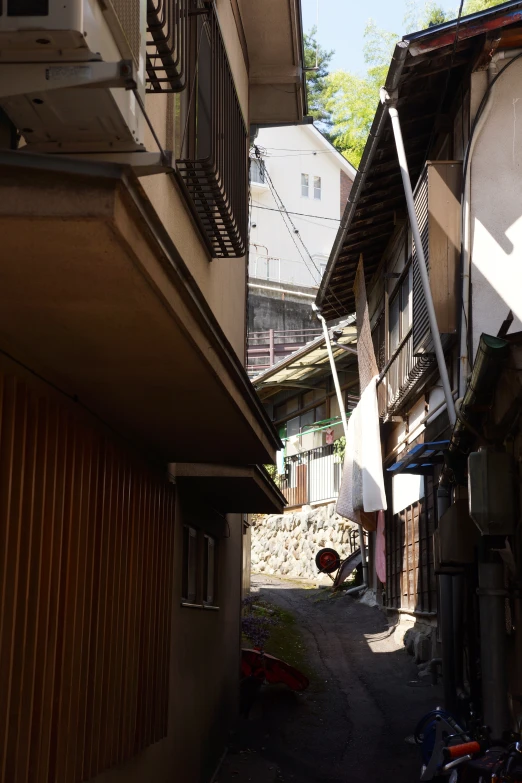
0,373,176,783
385,476,437,613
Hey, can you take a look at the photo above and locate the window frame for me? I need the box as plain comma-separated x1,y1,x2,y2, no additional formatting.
301,173,309,198
181,525,198,604
313,175,322,200
203,534,217,606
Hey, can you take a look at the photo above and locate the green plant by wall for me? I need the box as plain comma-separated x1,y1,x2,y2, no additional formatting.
333,436,346,464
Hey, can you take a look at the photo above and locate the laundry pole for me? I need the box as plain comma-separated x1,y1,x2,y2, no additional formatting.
312,304,368,585
380,89,457,427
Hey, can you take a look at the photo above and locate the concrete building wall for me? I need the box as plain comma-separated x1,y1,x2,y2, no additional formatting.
247,288,317,334
470,60,522,360
249,124,355,290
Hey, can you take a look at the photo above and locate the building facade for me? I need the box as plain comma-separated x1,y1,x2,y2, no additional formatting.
317,0,522,739
0,2,304,781
247,123,355,375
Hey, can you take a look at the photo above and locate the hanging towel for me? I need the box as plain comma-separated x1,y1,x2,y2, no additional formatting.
359,376,387,513
336,375,387,525
276,449,285,476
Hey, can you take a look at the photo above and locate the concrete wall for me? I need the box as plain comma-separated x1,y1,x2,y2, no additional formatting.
470,60,522,359
140,0,249,362
247,286,317,334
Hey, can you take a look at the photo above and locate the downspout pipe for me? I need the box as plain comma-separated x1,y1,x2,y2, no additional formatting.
380,88,456,428
437,483,458,715
313,304,368,586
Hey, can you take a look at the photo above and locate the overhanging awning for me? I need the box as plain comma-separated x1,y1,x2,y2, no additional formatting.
172,464,286,514
254,319,358,401
388,441,450,476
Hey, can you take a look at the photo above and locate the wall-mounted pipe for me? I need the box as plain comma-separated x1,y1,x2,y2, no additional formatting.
381,89,456,428
313,304,369,586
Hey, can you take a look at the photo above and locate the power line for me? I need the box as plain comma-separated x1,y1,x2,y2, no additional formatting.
250,203,340,222
253,146,347,319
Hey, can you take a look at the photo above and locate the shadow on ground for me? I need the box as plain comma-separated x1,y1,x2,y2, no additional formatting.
218,575,442,783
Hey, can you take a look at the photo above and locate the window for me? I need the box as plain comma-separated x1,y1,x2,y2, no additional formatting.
301,173,309,198
314,176,322,200
389,263,413,356
250,158,265,184
204,536,216,605
182,526,198,603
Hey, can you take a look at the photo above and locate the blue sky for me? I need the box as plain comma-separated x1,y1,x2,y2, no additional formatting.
301,0,458,73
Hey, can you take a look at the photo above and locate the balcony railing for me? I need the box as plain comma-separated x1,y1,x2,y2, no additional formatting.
249,254,321,288
247,327,322,376
276,445,342,508
146,0,189,93
376,329,435,418
176,2,248,258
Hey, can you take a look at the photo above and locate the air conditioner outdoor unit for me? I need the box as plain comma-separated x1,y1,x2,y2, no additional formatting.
0,0,147,154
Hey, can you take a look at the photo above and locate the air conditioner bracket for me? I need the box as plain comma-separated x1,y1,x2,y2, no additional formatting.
58,150,173,176
0,60,137,100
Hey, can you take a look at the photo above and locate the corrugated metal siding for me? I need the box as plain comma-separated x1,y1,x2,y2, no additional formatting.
385,477,436,613
0,374,175,783
412,168,430,355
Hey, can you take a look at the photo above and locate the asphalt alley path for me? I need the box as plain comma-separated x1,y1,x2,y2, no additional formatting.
221,575,442,783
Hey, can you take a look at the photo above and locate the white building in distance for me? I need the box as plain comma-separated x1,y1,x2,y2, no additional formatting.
247,123,356,375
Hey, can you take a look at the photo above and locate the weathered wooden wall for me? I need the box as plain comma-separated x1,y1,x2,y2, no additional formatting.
0,373,176,783
385,476,437,613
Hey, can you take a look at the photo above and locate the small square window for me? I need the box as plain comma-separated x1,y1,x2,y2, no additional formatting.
204,535,216,605
314,176,322,200
301,173,309,198
182,526,198,603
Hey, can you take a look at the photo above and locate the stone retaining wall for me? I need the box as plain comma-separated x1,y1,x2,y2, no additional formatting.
251,503,358,580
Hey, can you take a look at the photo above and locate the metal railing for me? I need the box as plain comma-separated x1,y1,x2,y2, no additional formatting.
276,445,342,507
176,2,248,258
146,0,189,93
247,327,322,375
376,328,435,417
248,254,321,288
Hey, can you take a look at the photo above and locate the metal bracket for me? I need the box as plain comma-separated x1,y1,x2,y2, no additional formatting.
55,151,173,177
0,60,136,100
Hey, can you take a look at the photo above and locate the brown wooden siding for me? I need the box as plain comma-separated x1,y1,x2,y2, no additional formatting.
0,374,176,783
385,477,437,613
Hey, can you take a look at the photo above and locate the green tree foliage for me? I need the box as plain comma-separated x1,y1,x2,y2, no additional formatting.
463,0,504,13
307,0,504,168
303,26,334,126
322,19,399,167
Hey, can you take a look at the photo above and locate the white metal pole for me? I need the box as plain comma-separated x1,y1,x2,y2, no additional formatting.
312,305,368,584
381,90,457,427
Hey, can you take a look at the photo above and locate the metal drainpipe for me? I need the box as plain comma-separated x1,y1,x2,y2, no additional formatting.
478,561,510,738
437,483,458,715
312,304,368,585
380,89,456,428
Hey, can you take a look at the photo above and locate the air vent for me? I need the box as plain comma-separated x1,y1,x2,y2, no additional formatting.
111,0,142,64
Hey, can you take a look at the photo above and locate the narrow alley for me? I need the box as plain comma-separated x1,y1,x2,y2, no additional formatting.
219,576,441,783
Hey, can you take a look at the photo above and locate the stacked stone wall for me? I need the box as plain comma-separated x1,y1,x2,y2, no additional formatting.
251,503,357,580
